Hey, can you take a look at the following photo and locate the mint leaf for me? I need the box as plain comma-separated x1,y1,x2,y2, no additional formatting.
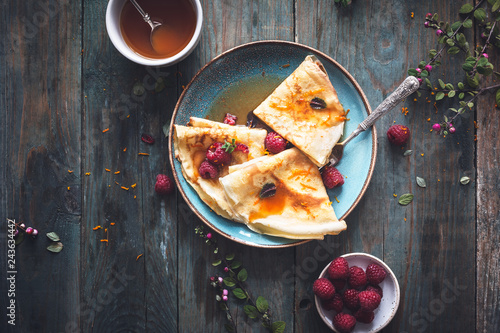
398,193,414,206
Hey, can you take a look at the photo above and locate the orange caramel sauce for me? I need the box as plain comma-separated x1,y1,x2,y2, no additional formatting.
120,0,196,59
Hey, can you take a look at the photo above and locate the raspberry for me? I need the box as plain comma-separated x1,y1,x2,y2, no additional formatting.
366,264,387,285
358,290,381,311
354,309,375,324
365,284,383,298
348,266,367,289
332,313,356,333
322,166,344,189
206,142,231,165
198,160,218,179
141,133,155,144
235,143,249,153
265,132,287,154
155,174,174,195
331,278,347,292
328,257,350,280
387,124,410,146
223,113,237,125
313,278,336,300
322,293,343,313
342,289,359,311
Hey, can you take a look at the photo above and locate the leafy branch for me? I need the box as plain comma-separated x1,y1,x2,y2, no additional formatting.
408,0,500,136
195,226,285,333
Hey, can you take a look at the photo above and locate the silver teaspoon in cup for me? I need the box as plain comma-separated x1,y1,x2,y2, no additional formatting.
327,76,420,166
129,0,162,45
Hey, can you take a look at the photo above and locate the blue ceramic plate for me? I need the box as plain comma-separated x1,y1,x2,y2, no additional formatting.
169,41,376,248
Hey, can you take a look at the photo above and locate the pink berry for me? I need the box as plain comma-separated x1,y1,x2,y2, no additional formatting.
417,78,423,85
432,123,441,131
223,289,229,296
26,227,33,235
224,267,229,272
32,229,38,236
207,233,212,239
482,53,489,58
415,68,422,73
424,64,432,72
218,277,223,283
210,276,215,281
14,229,19,237
449,127,456,133
424,21,430,28
426,12,432,19
20,223,25,229
222,296,228,301
436,29,443,36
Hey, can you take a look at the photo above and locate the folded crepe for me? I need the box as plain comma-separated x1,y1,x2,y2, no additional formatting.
253,55,346,167
173,119,267,220
219,148,346,239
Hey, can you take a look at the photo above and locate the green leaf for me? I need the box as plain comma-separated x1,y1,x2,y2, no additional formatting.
244,305,259,319
225,253,235,261
451,21,462,31
230,260,242,269
467,102,474,108
46,232,60,242
425,78,432,89
398,193,414,206
478,57,489,66
436,92,445,100
272,321,286,333
212,259,222,266
467,74,480,88
420,70,429,77
237,268,248,282
438,79,446,89
232,288,247,300
474,8,487,22
459,3,474,14
223,277,237,287
463,18,473,28
404,150,413,156
416,177,427,188
459,92,465,99
462,62,474,72
445,83,454,90
494,0,500,12
447,46,460,55
448,90,456,98
460,176,471,185
256,296,269,313
47,242,64,253
496,89,500,106
15,232,25,246
446,38,455,46
408,68,418,76
458,82,465,89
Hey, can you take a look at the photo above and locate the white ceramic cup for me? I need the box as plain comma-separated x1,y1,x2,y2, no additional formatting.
106,0,203,66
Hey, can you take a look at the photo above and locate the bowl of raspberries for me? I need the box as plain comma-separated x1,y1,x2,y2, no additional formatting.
313,253,400,333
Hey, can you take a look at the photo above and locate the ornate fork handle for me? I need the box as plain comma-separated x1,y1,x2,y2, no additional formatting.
341,76,420,145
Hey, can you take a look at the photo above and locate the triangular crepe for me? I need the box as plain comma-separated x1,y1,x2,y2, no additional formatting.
173,119,267,220
219,148,346,239
253,55,346,167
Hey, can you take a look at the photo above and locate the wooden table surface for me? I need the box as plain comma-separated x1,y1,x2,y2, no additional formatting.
1,0,499,332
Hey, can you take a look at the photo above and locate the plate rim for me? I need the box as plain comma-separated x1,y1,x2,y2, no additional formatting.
168,40,377,248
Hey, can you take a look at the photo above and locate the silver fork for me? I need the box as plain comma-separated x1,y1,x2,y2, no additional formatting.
328,76,420,166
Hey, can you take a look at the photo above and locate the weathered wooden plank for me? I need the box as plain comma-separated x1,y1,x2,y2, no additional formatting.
294,1,476,332
81,1,151,331
476,50,500,333
0,0,82,332
176,0,296,332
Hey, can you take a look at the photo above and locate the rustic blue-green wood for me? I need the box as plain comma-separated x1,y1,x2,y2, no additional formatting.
1,0,498,332
0,1,82,332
